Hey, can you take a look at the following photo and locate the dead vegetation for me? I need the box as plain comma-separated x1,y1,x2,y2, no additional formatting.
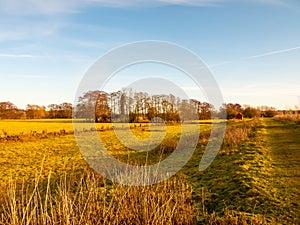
0,168,196,225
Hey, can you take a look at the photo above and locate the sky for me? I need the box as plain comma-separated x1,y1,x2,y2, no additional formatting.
0,0,300,110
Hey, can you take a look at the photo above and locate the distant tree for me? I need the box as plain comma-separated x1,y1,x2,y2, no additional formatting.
225,103,242,119
120,92,127,116
48,104,60,118
178,99,195,122
75,91,100,121
264,109,277,117
95,92,111,122
258,106,277,117
243,107,260,118
191,99,212,120
199,102,213,120
60,103,73,118
218,104,226,119
48,103,73,119
75,90,111,122
191,99,200,118
110,91,119,117
147,106,156,120
0,102,23,119
26,104,47,119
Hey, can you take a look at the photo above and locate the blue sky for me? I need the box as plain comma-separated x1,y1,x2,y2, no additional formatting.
0,0,300,110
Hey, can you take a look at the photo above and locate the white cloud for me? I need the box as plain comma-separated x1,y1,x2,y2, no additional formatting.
0,53,39,58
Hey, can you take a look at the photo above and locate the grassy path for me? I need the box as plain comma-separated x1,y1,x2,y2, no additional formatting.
264,118,300,223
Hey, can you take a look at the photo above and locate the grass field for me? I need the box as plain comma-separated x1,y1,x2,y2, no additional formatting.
0,119,74,136
264,118,300,223
0,118,299,224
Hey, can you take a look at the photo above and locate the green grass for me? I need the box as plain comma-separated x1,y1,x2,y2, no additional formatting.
183,118,300,224
263,118,300,223
181,119,273,221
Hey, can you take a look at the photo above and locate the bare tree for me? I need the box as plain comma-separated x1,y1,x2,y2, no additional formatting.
0,102,23,119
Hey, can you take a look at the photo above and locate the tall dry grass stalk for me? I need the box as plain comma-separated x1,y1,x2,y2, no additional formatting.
222,120,257,150
207,208,267,225
275,113,300,123
0,168,196,225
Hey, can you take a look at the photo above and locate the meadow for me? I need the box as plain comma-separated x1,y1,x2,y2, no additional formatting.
0,118,299,224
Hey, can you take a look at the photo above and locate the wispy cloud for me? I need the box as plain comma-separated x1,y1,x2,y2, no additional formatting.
0,0,80,15
0,22,62,41
88,0,224,7
0,0,292,15
208,45,300,68
247,0,288,7
14,75,53,79
0,53,40,58
81,0,292,8
0,31,26,41
69,40,106,48
245,46,300,59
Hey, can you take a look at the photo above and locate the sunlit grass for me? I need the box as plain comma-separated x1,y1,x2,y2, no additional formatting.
0,168,196,225
275,113,300,123
0,119,75,135
1,118,298,224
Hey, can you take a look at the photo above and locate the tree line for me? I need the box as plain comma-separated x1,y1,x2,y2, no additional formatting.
0,102,72,119
75,90,204,122
73,89,278,122
0,89,277,121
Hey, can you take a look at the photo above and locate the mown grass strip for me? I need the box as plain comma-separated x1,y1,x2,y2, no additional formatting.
183,119,278,224
263,118,300,223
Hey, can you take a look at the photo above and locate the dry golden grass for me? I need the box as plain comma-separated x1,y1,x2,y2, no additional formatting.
0,119,277,224
0,167,196,225
219,119,257,155
275,113,300,123
207,208,267,225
